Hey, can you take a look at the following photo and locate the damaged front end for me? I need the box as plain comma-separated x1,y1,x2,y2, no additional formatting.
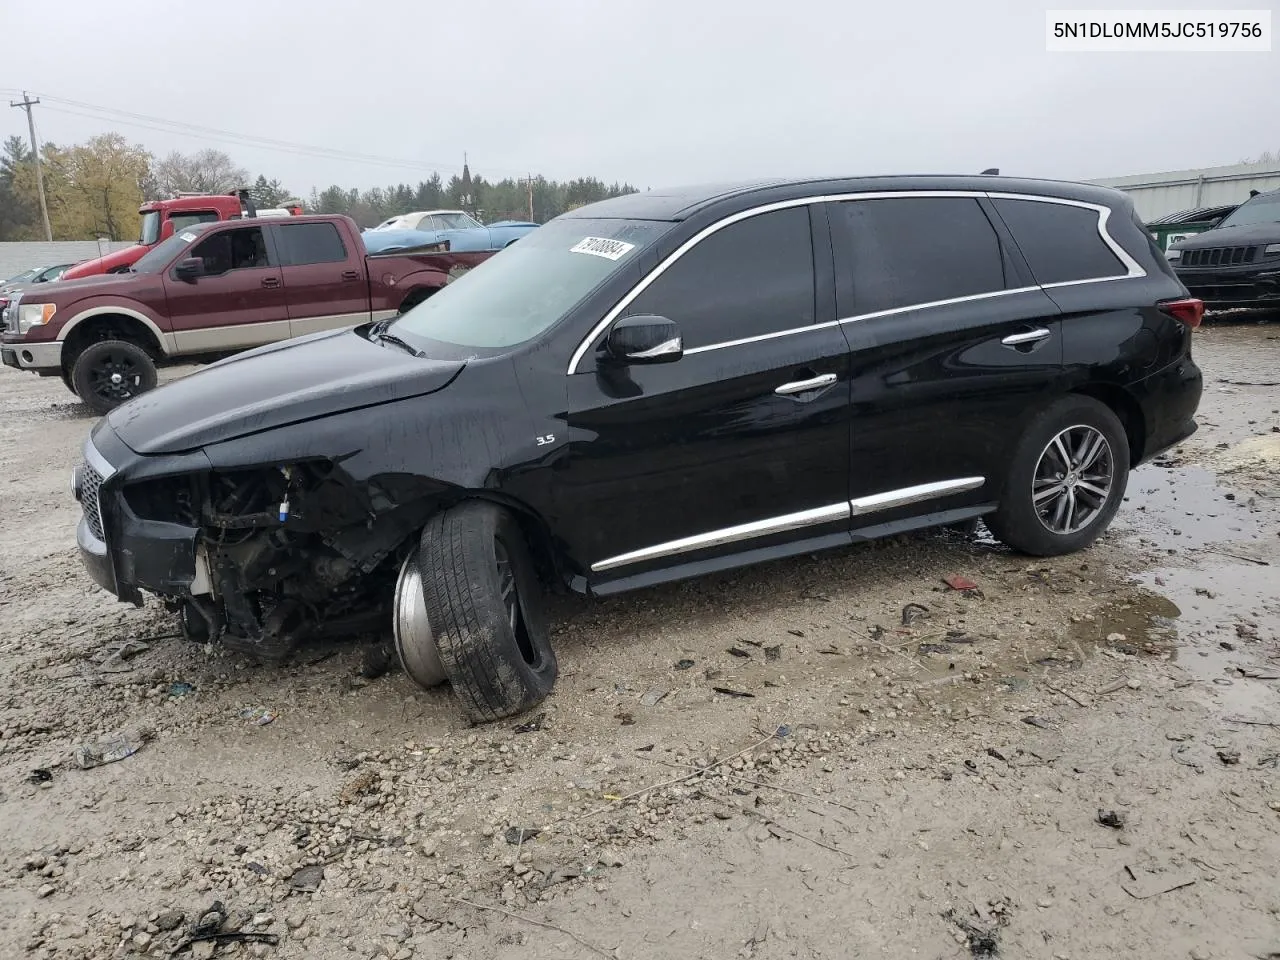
77,433,438,660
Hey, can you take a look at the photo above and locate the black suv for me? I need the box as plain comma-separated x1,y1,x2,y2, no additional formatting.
1167,188,1280,307
74,176,1204,722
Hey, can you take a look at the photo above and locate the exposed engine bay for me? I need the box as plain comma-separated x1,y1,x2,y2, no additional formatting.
122,461,434,659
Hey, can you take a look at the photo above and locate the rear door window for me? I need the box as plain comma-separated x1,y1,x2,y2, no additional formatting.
274,222,348,266
990,199,1126,285
622,206,816,349
836,197,1006,315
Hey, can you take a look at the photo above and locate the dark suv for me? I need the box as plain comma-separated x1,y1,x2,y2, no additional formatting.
1167,188,1280,307
73,176,1204,722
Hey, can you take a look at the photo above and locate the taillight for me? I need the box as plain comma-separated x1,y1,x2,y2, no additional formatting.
1160,297,1204,329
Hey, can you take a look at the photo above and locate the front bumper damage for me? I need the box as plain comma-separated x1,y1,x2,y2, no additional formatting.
74,425,437,658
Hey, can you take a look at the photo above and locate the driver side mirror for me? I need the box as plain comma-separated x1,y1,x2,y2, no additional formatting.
174,258,203,282
605,315,683,364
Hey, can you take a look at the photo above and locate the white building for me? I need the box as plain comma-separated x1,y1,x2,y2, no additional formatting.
1089,161,1280,221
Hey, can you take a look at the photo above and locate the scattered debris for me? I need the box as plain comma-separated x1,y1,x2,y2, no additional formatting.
26,768,53,784
73,726,153,769
513,712,546,733
1237,667,1280,680
764,645,782,662
942,906,1002,957
1121,865,1197,899
190,901,227,937
168,682,195,698
1171,744,1204,773
640,688,669,707
712,686,755,699
918,643,954,655
943,574,979,592
240,707,276,726
1021,716,1053,729
1097,809,1126,829
1203,548,1270,566
1217,748,1241,765
449,896,613,959
901,602,931,625
91,638,151,673
504,826,541,845
614,711,635,726
359,641,393,679
674,658,696,670
288,864,324,893
986,747,1009,763
1044,682,1091,708
726,646,751,659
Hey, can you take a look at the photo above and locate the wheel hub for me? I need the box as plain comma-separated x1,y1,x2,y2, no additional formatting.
392,554,446,688
110,372,123,385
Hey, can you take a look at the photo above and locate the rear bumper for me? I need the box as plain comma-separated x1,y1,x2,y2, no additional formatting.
1174,264,1280,306
1132,355,1203,465
0,337,62,371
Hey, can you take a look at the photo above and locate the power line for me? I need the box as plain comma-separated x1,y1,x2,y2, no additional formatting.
8,92,52,241
6,88,530,180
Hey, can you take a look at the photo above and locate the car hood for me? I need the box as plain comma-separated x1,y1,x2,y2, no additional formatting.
19,272,142,302
108,327,466,455
1172,222,1280,250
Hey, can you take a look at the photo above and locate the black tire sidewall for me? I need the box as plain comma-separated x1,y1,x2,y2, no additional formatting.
71,340,157,415
988,396,1130,557
419,501,557,722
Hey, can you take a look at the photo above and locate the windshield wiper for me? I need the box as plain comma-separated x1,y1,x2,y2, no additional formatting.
373,331,424,357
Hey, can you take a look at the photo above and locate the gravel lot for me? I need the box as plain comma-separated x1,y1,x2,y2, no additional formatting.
1,323,1278,960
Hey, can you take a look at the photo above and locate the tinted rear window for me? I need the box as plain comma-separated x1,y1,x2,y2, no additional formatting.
275,222,348,266
992,199,1126,285
837,197,1005,314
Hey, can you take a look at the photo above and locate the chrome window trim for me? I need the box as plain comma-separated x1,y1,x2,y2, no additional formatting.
590,476,986,574
566,190,1145,374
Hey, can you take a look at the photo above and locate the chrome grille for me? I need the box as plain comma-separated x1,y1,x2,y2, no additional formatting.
1181,245,1258,268
3,292,20,334
81,461,105,540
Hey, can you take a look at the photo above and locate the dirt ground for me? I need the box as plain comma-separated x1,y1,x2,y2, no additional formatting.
1,321,1278,960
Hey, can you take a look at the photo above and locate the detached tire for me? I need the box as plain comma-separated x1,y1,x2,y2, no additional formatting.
418,501,557,722
987,395,1130,556
71,339,157,415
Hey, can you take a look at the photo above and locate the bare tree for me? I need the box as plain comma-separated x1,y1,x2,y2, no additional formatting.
151,149,249,197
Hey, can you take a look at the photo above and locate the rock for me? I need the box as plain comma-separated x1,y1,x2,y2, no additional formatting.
36,884,54,898
251,912,274,927
419,839,438,858
192,942,216,960
292,925,311,941
132,932,153,950
712,807,734,821
1126,679,1142,690
1189,949,1211,960
155,910,184,932
1107,632,1127,642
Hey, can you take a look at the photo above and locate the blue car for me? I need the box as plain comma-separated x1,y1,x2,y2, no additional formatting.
368,209,538,251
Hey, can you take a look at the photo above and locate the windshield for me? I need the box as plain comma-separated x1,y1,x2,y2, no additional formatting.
437,212,484,229
139,211,162,245
4,268,37,285
392,218,670,353
132,226,208,273
1218,193,1280,229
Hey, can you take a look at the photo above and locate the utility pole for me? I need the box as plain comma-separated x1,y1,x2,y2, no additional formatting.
520,173,534,222
9,92,53,241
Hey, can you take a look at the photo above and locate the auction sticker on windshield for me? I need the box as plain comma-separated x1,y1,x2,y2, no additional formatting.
179,232,197,243
569,237,636,261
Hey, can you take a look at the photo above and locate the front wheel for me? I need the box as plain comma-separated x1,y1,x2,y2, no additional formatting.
70,339,157,415
415,501,557,723
986,396,1130,556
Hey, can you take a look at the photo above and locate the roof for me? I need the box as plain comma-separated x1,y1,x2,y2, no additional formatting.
562,175,1132,222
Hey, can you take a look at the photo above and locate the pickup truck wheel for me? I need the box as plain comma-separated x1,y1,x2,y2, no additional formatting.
986,396,1130,556
71,339,157,415
60,369,76,395
416,501,557,723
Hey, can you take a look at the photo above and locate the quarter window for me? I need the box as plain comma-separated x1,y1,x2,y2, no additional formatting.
991,199,1126,284
838,197,1006,315
622,206,815,349
274,222,348,266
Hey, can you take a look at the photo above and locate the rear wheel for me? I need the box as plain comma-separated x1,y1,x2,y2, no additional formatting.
986,396,1130,556
70,339,157,415
414,501,557,722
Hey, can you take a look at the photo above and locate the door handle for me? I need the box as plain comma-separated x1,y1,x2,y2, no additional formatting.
341,270,361,282
775,373,838,396
260,277,280,289
1001,327,1051,347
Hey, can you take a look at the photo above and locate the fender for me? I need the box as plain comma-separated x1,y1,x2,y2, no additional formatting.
57,303,175,355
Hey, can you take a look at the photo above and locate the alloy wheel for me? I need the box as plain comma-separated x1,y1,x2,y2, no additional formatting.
89,349,143,404
1031,424,1114,535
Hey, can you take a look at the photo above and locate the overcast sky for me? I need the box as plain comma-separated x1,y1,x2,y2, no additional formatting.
3,0,1276,194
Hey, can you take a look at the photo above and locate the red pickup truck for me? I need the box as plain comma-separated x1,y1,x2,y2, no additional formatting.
1,214,491,413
